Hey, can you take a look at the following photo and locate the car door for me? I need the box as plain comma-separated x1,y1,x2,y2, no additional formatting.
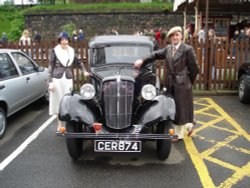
0,53,28,116
10,52,47,103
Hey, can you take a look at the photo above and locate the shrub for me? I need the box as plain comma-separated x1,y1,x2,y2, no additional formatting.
0,6,24,41
9,12,25,41
60,23,77,37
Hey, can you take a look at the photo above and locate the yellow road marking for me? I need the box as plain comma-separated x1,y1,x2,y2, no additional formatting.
201,135,238,156
184,98,250,188
185,136,215,188
208,98,250,142
203,156,241,172
209,125,240,135
194,135,250,155
218,162,250,188
196,111,221,118
193,116,224,134
195,106,214,114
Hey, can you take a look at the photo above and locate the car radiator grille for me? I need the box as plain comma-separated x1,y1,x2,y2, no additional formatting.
103,80,134,129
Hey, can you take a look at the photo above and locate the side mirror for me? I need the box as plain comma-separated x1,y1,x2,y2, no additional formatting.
37,67,45,72
70,87,74,96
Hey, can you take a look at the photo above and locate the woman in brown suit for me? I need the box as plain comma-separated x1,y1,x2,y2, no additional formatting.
134,26,199,141
48,32,89,131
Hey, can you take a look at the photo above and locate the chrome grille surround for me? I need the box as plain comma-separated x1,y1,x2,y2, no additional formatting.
102,76,134,129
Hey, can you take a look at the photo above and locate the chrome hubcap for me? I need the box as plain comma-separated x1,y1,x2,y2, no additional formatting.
239,79,245,98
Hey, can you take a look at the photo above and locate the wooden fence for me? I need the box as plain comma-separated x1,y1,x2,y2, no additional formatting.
1,38,249,91
157,38,250,91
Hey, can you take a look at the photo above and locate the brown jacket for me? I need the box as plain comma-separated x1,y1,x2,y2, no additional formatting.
143,42,199,125
48,49,86,83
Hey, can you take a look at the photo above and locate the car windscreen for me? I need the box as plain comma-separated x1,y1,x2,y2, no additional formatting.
92,44,151,66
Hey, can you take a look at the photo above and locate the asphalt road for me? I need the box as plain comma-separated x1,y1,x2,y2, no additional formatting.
0,96,249,188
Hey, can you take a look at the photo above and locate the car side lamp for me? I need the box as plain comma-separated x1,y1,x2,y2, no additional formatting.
59,127,66,134
169,128,175,136
93,122,102,133
161,87,167,95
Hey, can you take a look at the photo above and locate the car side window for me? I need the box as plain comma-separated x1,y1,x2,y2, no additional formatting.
11,52,36,75
93,48,106,65
0,53,19,81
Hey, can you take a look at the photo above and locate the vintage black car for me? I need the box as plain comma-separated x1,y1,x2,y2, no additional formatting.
57,35,177,161
238,61,250,104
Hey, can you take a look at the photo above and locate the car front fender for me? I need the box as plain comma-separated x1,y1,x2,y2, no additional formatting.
138,95,176,125
59,94,98,125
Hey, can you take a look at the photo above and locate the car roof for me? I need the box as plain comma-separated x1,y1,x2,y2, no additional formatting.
89,35,154,47
0,49,21,53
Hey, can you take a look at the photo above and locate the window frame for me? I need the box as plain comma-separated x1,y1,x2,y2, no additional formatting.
0,53,19,81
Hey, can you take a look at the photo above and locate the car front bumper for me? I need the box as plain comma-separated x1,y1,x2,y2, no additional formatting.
57,132,178,140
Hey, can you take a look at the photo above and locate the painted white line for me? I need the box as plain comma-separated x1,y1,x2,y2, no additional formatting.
0,115,56,171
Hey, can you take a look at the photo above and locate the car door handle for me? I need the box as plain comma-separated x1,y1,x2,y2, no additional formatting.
0,85,5,90
26,77,31,83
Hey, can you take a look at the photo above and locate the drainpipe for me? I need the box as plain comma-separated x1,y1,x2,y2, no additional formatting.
195,0,199,31
205,0,210,90
183,5,187,42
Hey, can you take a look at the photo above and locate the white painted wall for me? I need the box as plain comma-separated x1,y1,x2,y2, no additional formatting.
140,0,152,2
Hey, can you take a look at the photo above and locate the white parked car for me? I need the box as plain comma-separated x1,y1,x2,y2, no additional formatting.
0,49,49,139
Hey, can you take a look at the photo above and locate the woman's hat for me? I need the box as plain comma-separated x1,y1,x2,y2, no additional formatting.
167,26,182,38
58,32,70,42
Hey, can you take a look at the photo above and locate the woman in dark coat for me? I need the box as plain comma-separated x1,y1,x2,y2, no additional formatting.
134,26,199,140
48,32,89,131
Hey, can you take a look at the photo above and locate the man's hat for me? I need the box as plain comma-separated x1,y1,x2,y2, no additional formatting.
167,26,182,38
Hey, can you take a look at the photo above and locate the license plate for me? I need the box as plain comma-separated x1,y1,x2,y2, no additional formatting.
94,140,141,152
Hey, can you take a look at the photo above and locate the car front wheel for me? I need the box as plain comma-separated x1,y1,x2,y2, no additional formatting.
66,121,83,160
0,108,6,139
239,75,250,104
40,89,49,104
156,120,172,160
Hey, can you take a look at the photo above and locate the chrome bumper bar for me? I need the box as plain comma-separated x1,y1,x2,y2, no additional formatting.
57,132,178,140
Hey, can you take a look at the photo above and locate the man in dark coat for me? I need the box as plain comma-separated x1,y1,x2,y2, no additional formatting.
134,26,199,141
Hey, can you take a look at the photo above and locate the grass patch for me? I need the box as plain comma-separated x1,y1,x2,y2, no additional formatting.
25,2,173,14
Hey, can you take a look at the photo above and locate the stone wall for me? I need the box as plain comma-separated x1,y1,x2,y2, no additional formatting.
25,12,192,40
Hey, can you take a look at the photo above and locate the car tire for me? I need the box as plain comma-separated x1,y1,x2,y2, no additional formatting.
0,107,6,139
66,121,83,160
40,89,49,104
156,120,172,161
239,75,250,104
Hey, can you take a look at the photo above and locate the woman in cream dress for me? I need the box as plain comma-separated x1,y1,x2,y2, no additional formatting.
48,32,89,131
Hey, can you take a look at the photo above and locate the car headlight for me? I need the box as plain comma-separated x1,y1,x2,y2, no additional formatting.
80,84,95,100
141,84,156,100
